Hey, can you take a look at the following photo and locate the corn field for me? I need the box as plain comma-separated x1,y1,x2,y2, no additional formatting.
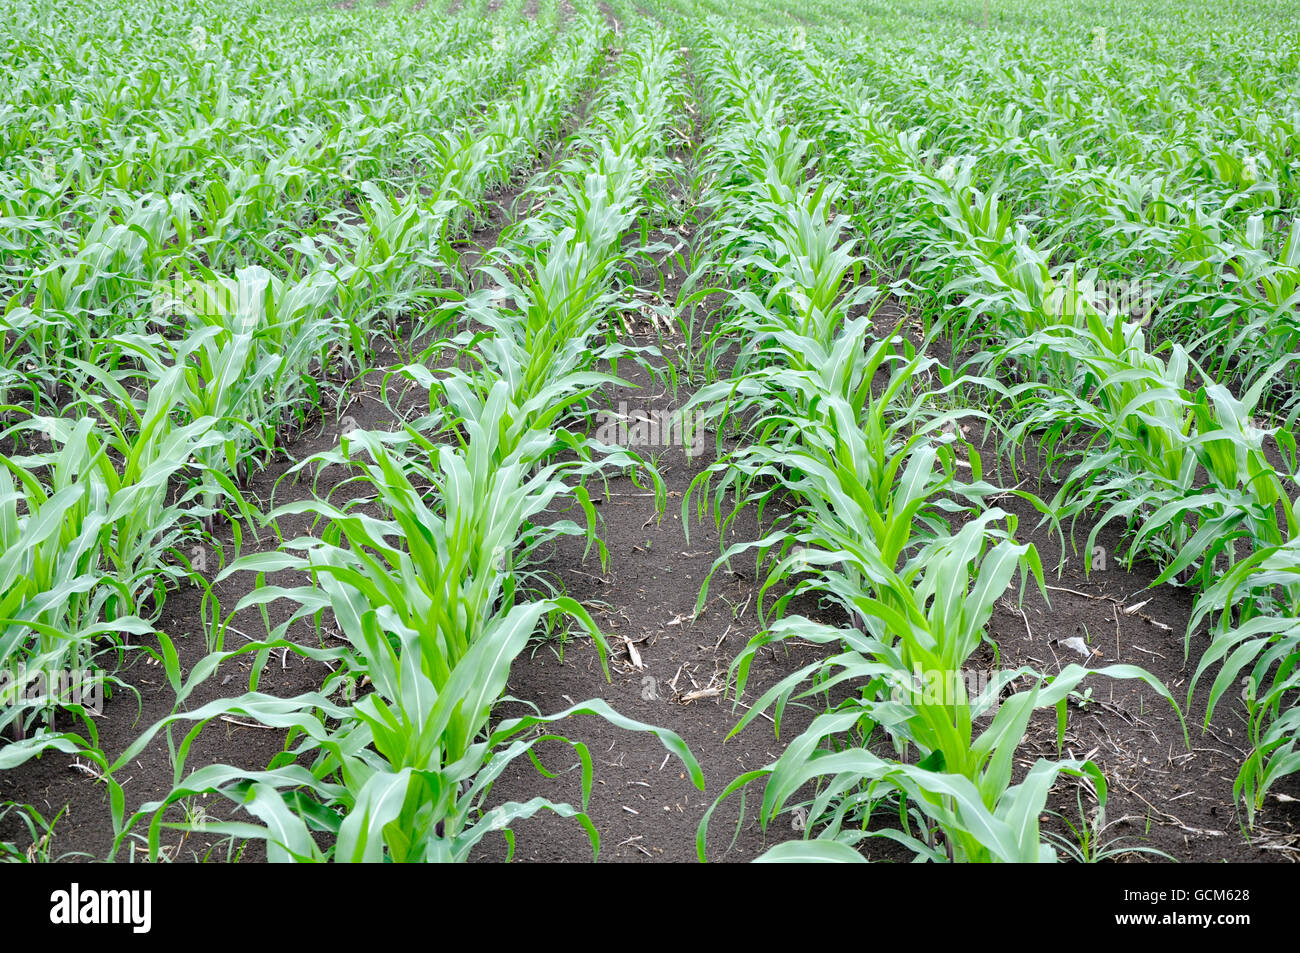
1,0,1298,867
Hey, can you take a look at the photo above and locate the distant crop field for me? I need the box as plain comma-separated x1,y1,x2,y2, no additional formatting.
1,0,1298,869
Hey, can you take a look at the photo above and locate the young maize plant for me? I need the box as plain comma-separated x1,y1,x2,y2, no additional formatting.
677,25,1181,862
0,342,265,739
1183,533,1300,825
0,422,162,742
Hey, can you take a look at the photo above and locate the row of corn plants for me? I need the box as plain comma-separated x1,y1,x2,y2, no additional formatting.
672,22,1181,862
